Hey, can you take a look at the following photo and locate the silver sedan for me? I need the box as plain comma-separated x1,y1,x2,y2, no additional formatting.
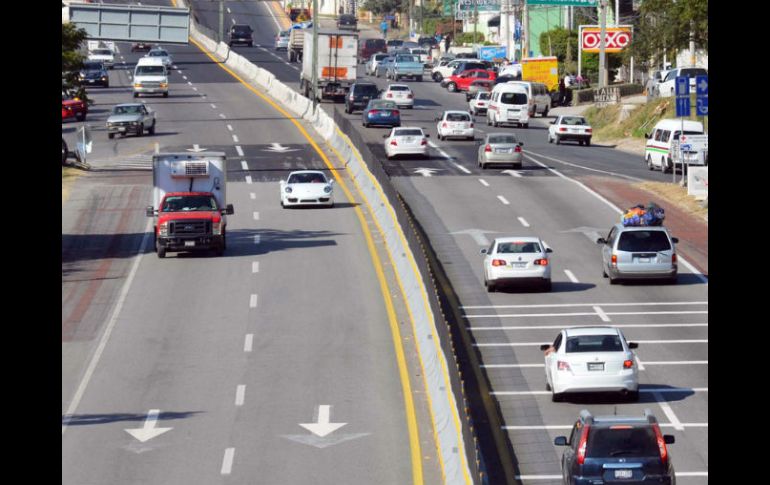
477,133,524,169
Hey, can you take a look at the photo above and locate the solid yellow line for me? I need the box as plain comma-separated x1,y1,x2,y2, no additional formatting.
186,36,424,485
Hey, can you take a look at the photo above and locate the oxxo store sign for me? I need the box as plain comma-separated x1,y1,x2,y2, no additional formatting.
579,25,633,53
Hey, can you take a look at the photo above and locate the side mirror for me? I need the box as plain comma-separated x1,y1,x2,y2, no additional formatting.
554,436,568,446
519,142,524,147
644,133,651,139
672,237,679,244
424,134,430,138
145,206,156,217
225,204,235,215
329,180,334,185
539,344,552,351
628,342,639,349
596,237,607,245
546,248,553,253
664,435,675,445
480,248,488,254
383,134,389,138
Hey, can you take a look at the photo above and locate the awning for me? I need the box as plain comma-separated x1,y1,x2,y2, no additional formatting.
488,15,500,27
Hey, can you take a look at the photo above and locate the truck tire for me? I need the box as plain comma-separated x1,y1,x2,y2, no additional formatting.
62,139,68,165
163,92,168,98
156,242,166,258
416,76,423,82
137,124,144,137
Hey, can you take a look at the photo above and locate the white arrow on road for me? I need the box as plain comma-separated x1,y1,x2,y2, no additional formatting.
264,143,299,153
414,167,442,177
186,144,207,152
124,409,173,443
299,405,346,437
501,169,522,178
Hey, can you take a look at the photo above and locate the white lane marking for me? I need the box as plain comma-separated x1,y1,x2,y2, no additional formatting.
231,18,236,25
523,152,708,283
232,135,239,143
507,170,523,178
250,193,256,199
187,81,193,85
474,340,708,347
227,124,234,131
177,70,182,74
462,301,707,309
192,87,198,91
262,0,283,31
636,356,647,371
183,75,188,80
503,423,707,429
479,179,489,187
427,141,454,161
235,145,244,156
244,334,253,352
524,149,644,182
245,175,253,184
466,311,708,318
219,113,226,119
235,385,246,406
211,103,217,109
468,323,708,330
254,234,261,244
252,262,260,273
453,162,471,174
221,448,235,475
493,388,707,396
62,218,152,434
250,294,258,308
517,216,530,227
241,161,249,170
593,305,611,322
253,211,259,220
483,360,708,368
227,7,231,13
497,195,510,205
564,270,579,283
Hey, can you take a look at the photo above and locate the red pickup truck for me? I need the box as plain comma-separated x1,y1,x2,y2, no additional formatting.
444,69,497,93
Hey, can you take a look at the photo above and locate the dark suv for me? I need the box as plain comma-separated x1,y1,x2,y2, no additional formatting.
337,14,357,30
359,38,387,63
345,83,380,114
229,24,253,47
555,409,676,485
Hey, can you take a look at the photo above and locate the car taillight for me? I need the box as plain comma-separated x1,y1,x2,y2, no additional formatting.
611,254,618,267
484,144,492,152
623,360,634,369
390,140,398,146
442,122,448,128
559,127,567,132
672,253,677,264
349,94,354,101
421,138,427,146
576,425,590,465
407,94,413,99
478,102,486,105
369,110,380,115
534,258,548,266
557,360,571,371
586,128,593,133
491,259,506,267
386,93,393,98
653,424,668,464
393,110,400,116
514,145,522,153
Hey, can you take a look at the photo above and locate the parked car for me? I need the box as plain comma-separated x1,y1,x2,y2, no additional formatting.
596,224,679,284
506,80,551,117
62,89,87,121
436,110,474,140
383,127,430,159
366,53,390,76
336,14,357,30
548,115,593,146
540,327,639,402
644,119,706,173
444,69,496,93
280,170,334,208
131,42,152,52
477,132,523,169
274,30,290,50
468,91,491,116
359,38,387,63
465,80,494,101
106,103,156,139
481,237,552,292
362,99,400,128
374,56,395,78
79,60,109,87
409,47,430,67
382,84,414,109
657,67,707,97
345,82,380,114
451,60,491,76
87,48,114,69
554,410,676,485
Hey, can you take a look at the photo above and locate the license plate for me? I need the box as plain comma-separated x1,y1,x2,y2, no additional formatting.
118,127,126,132
508,110,519,115
511,262,526,268
637,257,651,263
495,149,511,154
570,128,579,133
380,112,389,117
185,241,195,247
453,130,463,134
405,137,414,143
614,469,633,479
587,362,604,371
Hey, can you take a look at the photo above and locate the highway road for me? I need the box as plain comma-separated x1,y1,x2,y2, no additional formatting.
184,2,709,483
62,6,443,484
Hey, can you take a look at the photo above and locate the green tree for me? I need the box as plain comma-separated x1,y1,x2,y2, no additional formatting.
62,22,90,103
361,0,405,15
538,27,578,66
627,0,707,68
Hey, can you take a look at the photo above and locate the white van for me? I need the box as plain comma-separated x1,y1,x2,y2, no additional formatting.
644,119,705,172
506,81,551,117
487,83,530,128
133,57,169,98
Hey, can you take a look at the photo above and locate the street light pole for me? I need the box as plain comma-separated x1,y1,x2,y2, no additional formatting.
218,0,224,43
599,0,607,87
312,0,318,111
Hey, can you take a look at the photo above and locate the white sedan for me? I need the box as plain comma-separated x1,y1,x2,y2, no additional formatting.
468,91,491,116
88,48,115,69
540,326,640,402
435,110,474,141
382,84,414,108
548,115,593,146
384,127,430,159
145,48,173,67
279,170,334,208
481,237,552,292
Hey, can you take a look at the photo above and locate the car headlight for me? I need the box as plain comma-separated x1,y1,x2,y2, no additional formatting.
131,121,139,125
160,82,168,88
159,221,169,236
323,185,332,193
284,186,292,193
107,122,113,127
134,83,142,88
212,221,222,235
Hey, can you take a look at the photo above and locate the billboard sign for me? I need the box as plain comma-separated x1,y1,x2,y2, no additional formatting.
580,26,633,53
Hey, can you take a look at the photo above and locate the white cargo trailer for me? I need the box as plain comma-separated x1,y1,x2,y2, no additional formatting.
300,30,358,102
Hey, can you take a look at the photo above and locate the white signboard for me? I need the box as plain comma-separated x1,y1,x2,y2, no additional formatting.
687,167,708,199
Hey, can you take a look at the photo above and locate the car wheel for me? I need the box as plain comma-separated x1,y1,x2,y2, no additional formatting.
133,92,139,98
486,115,491,126
545,380,551,391
363,122,368,127
548,134,553,143
163,92,168,98
551,391,563,403
149,121,156,135
105,82,109,88
108,133,115,140
578,140,584,146
609,274,619,285
555,135,561,145
514,163,522,170
416,76,423,82
522,123,529,128
62,139,68,165
76,112,86,121
447,82,457,92
647,155,655,171
485,279,496,292
433,72,442,82
602,269,608,278
585,139,591,147
663,157,673,173
137,124,144,137
156,242,166,258
542,106,549,117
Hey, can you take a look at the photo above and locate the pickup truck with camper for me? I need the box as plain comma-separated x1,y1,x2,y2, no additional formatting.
146,152,234,258
300,30,358,102
387,54,424,82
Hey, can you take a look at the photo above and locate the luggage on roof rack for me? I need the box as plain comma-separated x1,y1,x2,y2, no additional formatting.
622,202,665,226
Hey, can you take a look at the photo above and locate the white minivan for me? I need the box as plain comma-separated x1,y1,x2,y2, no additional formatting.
644,119,705,172
506,81,551,117
487,83,530,128
133,57,169,98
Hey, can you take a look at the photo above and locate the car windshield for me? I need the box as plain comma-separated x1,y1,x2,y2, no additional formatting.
83,62,103,71
562,117,587,125
374,54,388,60
617,231,671,252
566,334,623,353
149,51,168,57
396,55,417,63
288,173,327,184
367,39,386,47
92,49,112,56
394,129,423,137
488,135,518,144
446,113,470,122
136,66,165,75
496,241,541,253
370,100,396,109
389,86,409,91
411,49,427,55
586,427,660,458
500,92,527,104
162,195,218,212
112,105,142,115
388,40,403,46
279,30,290,37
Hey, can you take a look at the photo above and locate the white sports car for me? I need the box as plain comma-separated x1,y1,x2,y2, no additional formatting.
279,170,334,208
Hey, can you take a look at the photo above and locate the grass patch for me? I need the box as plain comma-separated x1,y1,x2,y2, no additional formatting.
62,166,85,204
634,181,708,221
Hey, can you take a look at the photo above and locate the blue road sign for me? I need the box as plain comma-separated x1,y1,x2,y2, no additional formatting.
696,96,708,116
676,96,691,117
695,75,708,96
675,76,689,96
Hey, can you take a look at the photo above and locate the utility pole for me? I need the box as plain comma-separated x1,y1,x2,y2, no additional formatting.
522,1,528,60
218,0,224,43
312,0,318,111
599,0,607,87
473,1,478,47
503,0,510,61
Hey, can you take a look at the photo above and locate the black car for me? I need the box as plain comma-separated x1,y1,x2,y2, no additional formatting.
337,14,357,30
345,83,381,114
417,36,438,49
229,24,253,47
555,410,676,485
131,42,152,52
79,61,109,87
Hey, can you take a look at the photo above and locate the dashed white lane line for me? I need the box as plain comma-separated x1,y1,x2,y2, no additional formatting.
252,262,259,273
253,211,260,220
219,113,227,119
462,301,708,309
241,161,249,170
517,216,530,227
250,192,256,199
593,305,611,322
493,387,708,396
497,195,510,205
453,162,471,174
245,175,253,184
244,334,253,352
469,323,708,330
187,81,193,85
227,124,234,131
192,87,198,91
235,145,244,156
482,360,708,368
210,103,217,109
474,339,707,347
232,135,239,143
183,75,188,80
235,385,246,406
227,7,231,13
176,70,182,74
508,170,523,178
221,448,235,475
479,179,489,187
231,18,236,25
249,294,258,308
563,270,579,283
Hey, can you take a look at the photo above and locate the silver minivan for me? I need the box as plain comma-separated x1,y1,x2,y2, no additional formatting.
596,224,679,284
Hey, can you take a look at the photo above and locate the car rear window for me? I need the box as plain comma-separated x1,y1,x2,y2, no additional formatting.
477,92,491,99
617,231,671,252
488,135,518,144
93,49,112,56
396,55,418,63
374,54,389,60
500,92,527,104
395,129,423,137
389,85,409,91
136,66,165,75
355,84,379,95
586,427,659,458
370,100,396,109
562,117,587,125
387,40,403,46
411,49,428,55
233,25,251,33
367,39,386,48
447,113,471,122
496,241,541,253
681,68,707,77
565,335,623,353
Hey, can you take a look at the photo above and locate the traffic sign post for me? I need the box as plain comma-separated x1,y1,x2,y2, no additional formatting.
695,75,708,116
674,76,690,184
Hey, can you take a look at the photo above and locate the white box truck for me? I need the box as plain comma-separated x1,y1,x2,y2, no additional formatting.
146,152,234,258
300,30,358,102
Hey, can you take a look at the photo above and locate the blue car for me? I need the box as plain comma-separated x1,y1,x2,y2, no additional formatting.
362,100,401,128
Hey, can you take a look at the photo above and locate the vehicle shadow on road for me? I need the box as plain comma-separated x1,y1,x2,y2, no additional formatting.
222,227,343,256
557,385,695,405
493,282,595,293
62,232,152,266
615,273,706,286
62,410,203,426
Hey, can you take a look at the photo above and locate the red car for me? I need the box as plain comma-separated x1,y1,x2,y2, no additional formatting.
62,90,87,121
444,69,497,93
